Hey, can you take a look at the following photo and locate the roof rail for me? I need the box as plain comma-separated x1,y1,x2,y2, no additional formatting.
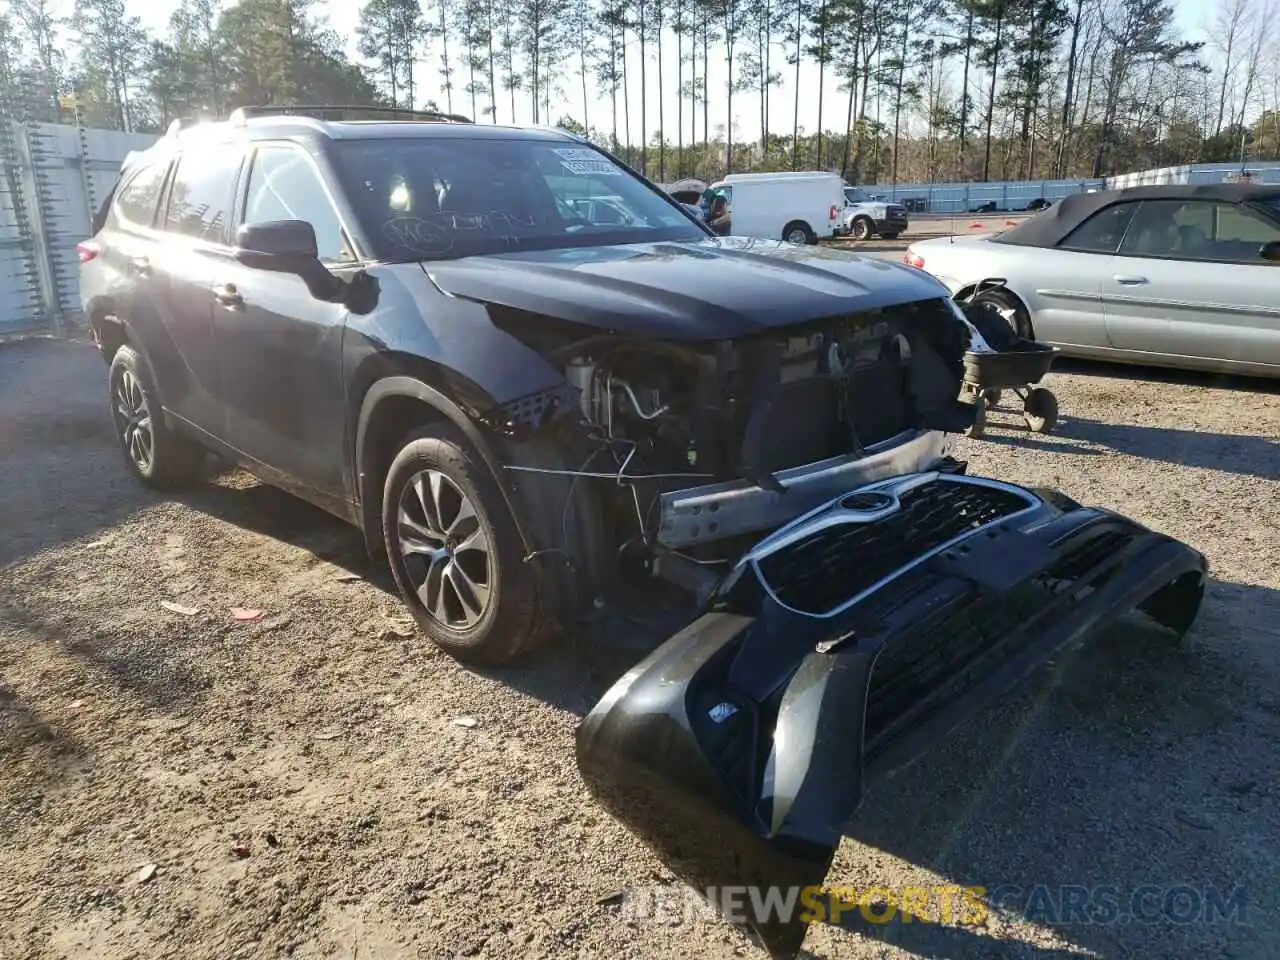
227,105,473,126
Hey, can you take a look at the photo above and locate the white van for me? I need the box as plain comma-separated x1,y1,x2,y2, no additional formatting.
704,171,846,245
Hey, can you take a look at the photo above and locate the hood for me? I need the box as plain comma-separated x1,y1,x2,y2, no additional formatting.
423,237,949,340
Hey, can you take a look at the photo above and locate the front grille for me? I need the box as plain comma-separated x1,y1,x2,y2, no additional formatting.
861,523,1137,758
755,480,1031,616
862,583,1044,754
1041,528,1131,588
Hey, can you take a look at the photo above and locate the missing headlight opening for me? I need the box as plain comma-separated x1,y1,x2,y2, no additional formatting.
498,296,973,584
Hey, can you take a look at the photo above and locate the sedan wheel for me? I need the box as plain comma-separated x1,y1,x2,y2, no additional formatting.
396,469,492,629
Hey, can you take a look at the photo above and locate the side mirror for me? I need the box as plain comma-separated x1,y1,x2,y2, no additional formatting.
235,220,320,273
1260,240,1280,263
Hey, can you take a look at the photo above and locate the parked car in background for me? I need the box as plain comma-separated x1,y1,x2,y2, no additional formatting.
904,184,1280,379
703,170,846,244
843,186,910,240
1025,197,1054,211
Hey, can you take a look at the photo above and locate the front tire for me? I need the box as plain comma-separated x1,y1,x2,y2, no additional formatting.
382,425,544,664
850,217,873,241
109,344,203,490
973,288,1033,340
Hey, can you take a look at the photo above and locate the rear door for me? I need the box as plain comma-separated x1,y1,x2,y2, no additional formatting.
90,159,172,370
1102,199,1280,367
214,141,355,505
148,147,247,437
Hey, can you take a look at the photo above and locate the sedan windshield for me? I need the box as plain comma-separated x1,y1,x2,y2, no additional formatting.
1253,197,1280,219
328,136,705,261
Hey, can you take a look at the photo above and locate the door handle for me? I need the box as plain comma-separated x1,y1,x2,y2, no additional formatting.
1113,274,1148,285
129,256,151,277
212,283,244,309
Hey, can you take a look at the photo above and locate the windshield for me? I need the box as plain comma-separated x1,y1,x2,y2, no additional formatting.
1253,197,1280,218
328,136,705,261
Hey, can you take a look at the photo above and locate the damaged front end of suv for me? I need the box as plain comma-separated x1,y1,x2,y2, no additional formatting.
430,246,984,614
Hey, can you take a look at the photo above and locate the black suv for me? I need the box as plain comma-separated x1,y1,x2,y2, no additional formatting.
80,105,982,663
81,106,1207,956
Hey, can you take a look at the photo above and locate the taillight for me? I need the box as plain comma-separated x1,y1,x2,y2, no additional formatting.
829,205,840,221
76,240,101,263
904,251,925,269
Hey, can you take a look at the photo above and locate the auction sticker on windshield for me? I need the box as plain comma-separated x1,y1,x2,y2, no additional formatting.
553,148,621,176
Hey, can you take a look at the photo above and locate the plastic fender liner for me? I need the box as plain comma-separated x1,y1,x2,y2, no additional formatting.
576,473,1208,958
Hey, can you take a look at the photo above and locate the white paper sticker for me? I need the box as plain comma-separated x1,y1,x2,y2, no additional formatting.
552,148,621,176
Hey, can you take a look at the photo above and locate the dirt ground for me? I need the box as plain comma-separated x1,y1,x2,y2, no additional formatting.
1,337,1278,960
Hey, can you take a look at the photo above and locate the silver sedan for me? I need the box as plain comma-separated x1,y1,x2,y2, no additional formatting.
904,184,1280,379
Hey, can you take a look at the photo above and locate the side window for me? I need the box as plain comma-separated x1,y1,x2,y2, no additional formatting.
242,146,353,263
1214,203,1280,262
1118,200,1277,262
113,162,169,228
1059,202,1138,253
164,150,243,243
709,186,732,219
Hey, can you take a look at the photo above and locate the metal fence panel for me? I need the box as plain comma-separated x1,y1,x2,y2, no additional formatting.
0,121,156,338
868,162,1280,213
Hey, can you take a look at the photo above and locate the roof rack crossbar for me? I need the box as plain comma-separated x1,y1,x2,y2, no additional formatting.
227,105,473,125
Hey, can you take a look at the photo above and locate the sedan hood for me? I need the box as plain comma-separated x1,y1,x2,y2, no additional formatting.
424,237,950,340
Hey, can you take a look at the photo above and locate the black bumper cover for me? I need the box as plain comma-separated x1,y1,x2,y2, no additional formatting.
576,473,1206,957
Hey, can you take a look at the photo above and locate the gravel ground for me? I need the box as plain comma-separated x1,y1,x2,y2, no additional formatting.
1,337,1277,960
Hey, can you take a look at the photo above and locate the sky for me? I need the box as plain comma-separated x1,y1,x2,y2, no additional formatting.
112,0,1210,146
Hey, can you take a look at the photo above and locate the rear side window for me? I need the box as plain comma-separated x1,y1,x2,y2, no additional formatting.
164,150,244,244
113,163,169,228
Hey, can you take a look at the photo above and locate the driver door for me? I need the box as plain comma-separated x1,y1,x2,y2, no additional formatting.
213,142,358,506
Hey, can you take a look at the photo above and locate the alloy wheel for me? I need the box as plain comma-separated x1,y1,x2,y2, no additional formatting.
396,469,492,629
114,369,154,473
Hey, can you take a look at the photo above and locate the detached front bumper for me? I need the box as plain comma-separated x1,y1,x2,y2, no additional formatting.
577,473,1206,958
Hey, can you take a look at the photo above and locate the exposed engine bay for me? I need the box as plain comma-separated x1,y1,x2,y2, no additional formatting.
497,296,974,605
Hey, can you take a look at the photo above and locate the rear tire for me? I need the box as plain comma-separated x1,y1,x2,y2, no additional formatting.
382,424,545,664
108,345,203,490
783,221,816,245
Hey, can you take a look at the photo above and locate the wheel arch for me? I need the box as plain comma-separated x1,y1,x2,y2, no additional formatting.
86,298,129,362
353,365,533,561
955,281,1035,339
782,218,814,240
